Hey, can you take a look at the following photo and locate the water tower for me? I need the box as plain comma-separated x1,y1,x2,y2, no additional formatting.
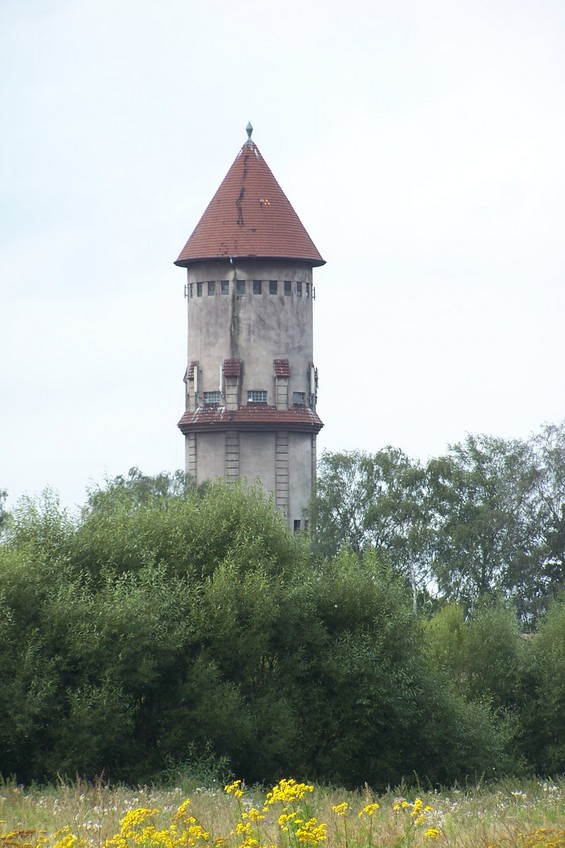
175,125,324,530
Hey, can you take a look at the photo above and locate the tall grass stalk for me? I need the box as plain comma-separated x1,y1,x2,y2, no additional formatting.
0,777,564,848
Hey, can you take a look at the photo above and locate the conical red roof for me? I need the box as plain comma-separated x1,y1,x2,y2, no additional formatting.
175,137,325,267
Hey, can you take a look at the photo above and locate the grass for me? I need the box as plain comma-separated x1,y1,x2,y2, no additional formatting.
0,777,564,848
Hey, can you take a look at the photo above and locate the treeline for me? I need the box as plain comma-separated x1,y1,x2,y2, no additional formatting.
0,423,564,788
312,422,565,623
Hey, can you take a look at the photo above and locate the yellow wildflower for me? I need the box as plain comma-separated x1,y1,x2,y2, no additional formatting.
359,803,380,817
52,831,86,848
225,780,245,798
236,823,252,837
138,828,175,848
424,828,442,840
331,803,348,817
119,808,160,835
278,812,297,832
410,799,424,817
265,779,314,806
173,800,192,823
242,809,265,823
294,818,326,845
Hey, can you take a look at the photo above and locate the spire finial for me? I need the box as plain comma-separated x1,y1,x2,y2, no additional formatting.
246,121,253,141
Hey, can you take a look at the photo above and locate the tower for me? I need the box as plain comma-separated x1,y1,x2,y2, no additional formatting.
175,125,324,529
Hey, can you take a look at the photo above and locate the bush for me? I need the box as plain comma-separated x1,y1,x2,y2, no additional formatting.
0,477,515,787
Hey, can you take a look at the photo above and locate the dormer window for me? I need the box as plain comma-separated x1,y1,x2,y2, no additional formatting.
247,390,267,404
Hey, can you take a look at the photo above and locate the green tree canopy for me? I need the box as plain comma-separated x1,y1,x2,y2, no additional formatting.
0,475,511,788
313,423,565,621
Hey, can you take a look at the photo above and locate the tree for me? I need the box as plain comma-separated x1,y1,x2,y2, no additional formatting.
425,601,525,711
0,489,7,532
311,449,431,603
525,422,565,616
0,474,513,787
518,592,565,773
425,434,539,614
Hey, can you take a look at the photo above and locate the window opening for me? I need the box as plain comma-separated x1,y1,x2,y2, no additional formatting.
293,391,306,406
284,280,292,296
293,520,301,533
196,282,203,297
269,280,278,294
247,390,267,404
236,279,246,295
296,282,302,297
221,280,229,294
253,279,262,294
203,391,221,406
306,283,310,297
207,281,215,295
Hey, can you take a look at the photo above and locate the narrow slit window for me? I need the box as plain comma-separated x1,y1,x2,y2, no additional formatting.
196,282,203,297
207,281,215,295
293,520,301,533
221,280,229,294
284,280,292,296
305,282,310,297
296,282,302,297
253,279,262,294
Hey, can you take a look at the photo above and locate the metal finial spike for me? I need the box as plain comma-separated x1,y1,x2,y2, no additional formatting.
246,121,253,141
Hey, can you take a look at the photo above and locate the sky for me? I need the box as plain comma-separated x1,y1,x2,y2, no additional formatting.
2,0,565,512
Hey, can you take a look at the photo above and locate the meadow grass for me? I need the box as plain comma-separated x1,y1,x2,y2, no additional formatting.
0,776,564,848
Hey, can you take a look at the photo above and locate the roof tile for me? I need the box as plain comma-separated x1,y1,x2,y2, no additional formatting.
175,140,325,268
223,358,242,377
273,358,291,377
178,405,323,434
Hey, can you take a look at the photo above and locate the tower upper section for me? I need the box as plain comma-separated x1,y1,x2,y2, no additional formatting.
175,128,325,268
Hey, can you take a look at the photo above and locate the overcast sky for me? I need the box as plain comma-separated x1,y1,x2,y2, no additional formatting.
2,0,564,512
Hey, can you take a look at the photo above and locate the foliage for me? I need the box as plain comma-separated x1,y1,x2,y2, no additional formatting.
526,423,565,616
518,594,565,774
0,488,7,533
313,421,565,622
0,778,441,848
1,778,565,848
311,449,430,605
425,434,538,613
0,476,514,788
424,601,525,710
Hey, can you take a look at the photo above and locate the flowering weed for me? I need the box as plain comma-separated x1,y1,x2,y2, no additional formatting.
1,778,564,848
